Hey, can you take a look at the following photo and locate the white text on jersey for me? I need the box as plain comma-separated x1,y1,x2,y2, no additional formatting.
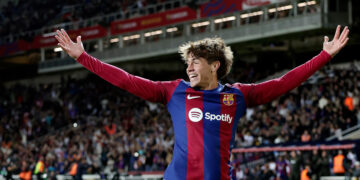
204,112,232,124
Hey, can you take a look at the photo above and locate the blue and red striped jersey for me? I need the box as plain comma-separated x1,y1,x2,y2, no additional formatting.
77,50,331,179
164,80,246,179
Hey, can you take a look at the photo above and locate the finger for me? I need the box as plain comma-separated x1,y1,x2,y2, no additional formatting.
340,28,349,43
56,30,65,40
55,35,66,45
340,38,349,48
324,36,329,43
61,29,73,43
58,43,68,51
76,36,82,45
339,26,348,42
334,25,341,40
57,29,68,44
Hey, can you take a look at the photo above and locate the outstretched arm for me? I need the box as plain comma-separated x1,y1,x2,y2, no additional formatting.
55,29,178,104
235,25,349,107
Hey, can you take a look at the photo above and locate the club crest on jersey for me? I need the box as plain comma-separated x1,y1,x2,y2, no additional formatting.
223,94,234,106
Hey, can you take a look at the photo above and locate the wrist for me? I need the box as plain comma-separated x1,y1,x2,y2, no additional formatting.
323,49,334,58
75,51,86,62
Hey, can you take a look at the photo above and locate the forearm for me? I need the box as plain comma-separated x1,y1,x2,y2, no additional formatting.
248,50,332,106
76,52,166,102
77,52,134,89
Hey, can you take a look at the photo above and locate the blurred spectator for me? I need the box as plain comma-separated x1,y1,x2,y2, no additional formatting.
259,163,276,179
344,93,354,111
301,164,311,180
275,154,289,180
301,130,311,143
353,161,360,179
311,150,320,180
289,151,301,180
34,156,45,180
333,150,346,176
19,161,32,180
318,151,330,178
104,119,116,136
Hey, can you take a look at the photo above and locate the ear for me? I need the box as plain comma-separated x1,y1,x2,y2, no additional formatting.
211,61,220,72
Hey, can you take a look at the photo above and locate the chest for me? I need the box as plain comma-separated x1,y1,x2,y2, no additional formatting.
168,89,246,126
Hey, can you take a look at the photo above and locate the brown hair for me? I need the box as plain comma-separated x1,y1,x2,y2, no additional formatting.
178,37,233,79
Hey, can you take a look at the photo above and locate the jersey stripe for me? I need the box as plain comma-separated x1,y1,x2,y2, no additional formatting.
164,82,188,180
228,89,247,178
229,89,247,148
203,91,221,180
185,89,204,179
220,93,237,180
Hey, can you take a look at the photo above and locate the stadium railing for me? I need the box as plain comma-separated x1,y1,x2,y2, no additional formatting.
320,177,353,180
327,124,360,141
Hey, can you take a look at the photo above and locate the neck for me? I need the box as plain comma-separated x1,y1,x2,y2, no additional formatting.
199,78,219,90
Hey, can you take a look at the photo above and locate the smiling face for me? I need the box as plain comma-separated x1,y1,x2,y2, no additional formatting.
186,53,219,90
179,38,234,82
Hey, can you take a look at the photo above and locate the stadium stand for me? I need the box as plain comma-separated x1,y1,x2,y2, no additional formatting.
1,62,360,179
1,0,359,179
0,0,208,44
235,67,360,147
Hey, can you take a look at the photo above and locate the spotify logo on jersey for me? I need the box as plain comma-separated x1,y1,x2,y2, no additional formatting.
188,108,203,122
188,108,233,124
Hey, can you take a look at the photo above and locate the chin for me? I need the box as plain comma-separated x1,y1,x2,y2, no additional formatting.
189,81,198,88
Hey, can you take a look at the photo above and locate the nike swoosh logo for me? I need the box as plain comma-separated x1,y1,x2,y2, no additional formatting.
187,95,201,100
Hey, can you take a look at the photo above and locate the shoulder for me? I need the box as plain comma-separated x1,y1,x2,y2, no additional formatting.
158,79,183,86
226,82,253,92
158,79,184,93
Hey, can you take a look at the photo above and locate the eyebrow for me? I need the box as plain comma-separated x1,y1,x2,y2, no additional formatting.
185,55,201,65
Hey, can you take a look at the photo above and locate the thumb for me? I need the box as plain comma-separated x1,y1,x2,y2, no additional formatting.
76,36,82,44
324,36,329,43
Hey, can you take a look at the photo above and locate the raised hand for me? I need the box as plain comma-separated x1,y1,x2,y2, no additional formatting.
323,25,349,57
55,29,84,59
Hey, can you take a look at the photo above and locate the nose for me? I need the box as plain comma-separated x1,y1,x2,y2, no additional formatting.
187,62,194,73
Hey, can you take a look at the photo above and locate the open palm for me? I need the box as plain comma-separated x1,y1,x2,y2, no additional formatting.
323,25,349,57
55,29,84,59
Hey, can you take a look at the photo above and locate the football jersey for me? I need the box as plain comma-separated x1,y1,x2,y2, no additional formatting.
77,50,331,179
164,80,246,179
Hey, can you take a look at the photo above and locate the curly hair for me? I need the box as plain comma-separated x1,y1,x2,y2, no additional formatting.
178,37,233,79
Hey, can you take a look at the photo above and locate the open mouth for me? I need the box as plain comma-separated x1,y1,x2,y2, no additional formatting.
189,74,198,80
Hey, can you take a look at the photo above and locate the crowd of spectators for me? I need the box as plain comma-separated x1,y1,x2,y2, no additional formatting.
0,73,175,178
233,66,360,148
234,149,360,180
1,60,360,179
0,0,180,42
229,63,360,179
0,0,67,41
59,0,174,29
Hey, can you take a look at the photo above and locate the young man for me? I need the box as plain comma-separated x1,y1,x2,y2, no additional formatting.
55,25,349,179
